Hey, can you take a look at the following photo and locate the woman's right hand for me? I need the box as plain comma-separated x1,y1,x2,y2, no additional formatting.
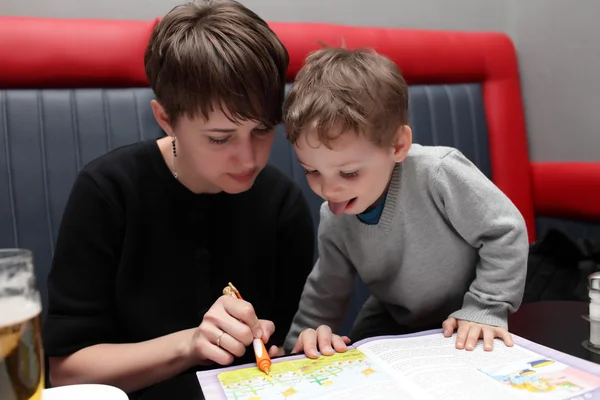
188,295,276,366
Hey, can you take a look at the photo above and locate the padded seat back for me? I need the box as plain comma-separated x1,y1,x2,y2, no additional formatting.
0,82,491,335
0,89,161,317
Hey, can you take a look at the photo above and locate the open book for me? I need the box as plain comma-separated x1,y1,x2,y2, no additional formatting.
197,329,600,400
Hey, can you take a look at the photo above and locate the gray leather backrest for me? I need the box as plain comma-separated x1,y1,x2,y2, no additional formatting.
0,89,161,316
0,84,491,331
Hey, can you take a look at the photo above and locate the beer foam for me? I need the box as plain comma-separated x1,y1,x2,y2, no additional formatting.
0,296,41,327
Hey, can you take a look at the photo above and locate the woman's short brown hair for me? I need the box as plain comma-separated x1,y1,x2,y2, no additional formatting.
283,46,408,147
144,0,289,127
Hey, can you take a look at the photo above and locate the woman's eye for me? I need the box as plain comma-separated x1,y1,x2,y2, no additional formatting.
208,137,230,145
304,169,319,176
253,127,272,136
341,171,359,179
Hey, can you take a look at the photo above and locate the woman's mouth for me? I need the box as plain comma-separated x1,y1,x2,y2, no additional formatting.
228,170,256,183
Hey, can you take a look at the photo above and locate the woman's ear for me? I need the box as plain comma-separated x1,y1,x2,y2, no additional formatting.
392,125,412,163
150,99,175,137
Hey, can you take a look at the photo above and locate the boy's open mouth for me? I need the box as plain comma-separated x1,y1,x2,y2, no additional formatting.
328,197,357,216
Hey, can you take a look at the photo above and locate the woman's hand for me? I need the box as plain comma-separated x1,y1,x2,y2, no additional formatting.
189,295,277,366
291,325,351,359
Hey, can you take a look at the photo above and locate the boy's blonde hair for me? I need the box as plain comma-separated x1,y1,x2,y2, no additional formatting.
283,47,408,147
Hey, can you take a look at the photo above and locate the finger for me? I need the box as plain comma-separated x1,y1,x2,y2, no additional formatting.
499,329,514,347
291,331,305,355
482,327,495,351
455,323,470,349
331,335,348,353
220,296,262,338
268,345,284,358
210,311,255,347
217,331,247,358
317,325,334,355
198,323,246,358
194,329,235,366
202,343,235,366
442,318,457,337
258,320,275,343
300,329,319,358
342,336,351,344
465,325,482,351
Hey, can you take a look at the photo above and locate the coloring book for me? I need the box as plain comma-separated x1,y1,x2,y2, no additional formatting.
197,329,600,400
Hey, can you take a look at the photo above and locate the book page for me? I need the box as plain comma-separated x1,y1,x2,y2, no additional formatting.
357,332,600,400
211,349,417,400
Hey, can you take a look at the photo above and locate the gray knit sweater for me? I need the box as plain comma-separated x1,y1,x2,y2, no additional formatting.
284,144,529,350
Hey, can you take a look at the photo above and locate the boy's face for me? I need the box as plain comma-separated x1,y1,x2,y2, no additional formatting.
294,126,411,216
152,100,275,194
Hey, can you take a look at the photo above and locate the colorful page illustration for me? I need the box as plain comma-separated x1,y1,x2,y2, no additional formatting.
478,357,600,399
199,349,416,400
215,350,413,400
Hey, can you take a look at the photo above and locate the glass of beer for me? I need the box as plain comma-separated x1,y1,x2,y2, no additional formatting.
0,249,44,400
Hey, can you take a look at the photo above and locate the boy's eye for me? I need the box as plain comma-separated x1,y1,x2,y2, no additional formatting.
304,169,319,176
341,171,359,179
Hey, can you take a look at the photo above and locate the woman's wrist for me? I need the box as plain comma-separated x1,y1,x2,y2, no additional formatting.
176,328,201,368
177,328,212,368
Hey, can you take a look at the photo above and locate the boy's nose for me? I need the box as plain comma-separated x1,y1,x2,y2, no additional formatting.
321,182,342,199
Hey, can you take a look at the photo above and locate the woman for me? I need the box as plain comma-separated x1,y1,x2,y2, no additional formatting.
43,1,314,396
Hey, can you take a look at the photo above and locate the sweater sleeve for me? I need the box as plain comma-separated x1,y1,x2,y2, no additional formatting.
432,150,529,329
283,203,357,352
43,169,124,356
268,183,316,347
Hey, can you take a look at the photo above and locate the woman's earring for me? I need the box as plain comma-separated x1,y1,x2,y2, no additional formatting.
171,136,177,158
171,136,178,180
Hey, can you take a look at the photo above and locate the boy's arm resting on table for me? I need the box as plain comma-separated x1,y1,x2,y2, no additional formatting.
270,184,316,347
432,150,529,329
283,203,357,352
44,171,196,393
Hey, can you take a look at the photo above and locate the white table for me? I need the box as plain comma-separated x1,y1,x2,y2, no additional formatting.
43,384,128,399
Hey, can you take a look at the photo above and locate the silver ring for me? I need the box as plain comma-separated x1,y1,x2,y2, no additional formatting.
216,331,225,347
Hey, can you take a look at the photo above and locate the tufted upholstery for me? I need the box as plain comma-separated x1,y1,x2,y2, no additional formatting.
0,89,161,309
1,17,600,338
0,82,490,333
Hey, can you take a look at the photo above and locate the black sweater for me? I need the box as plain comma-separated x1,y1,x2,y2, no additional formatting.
43,139,314,377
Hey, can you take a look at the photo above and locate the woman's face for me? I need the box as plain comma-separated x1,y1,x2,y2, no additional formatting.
153,100,276,194
176,109,275,194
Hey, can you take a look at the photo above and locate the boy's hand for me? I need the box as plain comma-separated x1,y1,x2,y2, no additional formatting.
291,325,351,359
442,317,514,351
267,345,285,358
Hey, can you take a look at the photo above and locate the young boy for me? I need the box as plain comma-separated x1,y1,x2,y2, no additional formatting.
283,47,529,358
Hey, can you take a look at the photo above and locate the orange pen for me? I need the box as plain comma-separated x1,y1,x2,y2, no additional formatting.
224,282,272,375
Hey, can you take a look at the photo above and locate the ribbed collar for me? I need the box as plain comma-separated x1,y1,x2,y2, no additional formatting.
348,162,402,235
